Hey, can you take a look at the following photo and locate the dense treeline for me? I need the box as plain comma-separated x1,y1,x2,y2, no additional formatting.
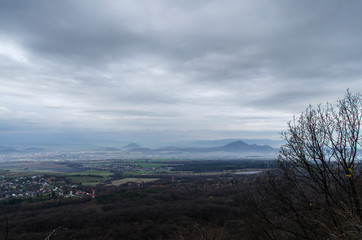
0,174,261,240
1,169,361,239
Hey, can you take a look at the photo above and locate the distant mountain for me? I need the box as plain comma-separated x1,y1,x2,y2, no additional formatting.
0,140,276,161
217,140,275,152
177,138,284,148
145,140,276,156
239,139,285,148
223,140,250,150
123,143,152,152
123,143,142,150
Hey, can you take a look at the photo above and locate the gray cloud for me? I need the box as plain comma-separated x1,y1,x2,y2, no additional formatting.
0,0,362,146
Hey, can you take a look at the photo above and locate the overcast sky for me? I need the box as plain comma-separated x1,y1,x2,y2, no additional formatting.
0,0,362,147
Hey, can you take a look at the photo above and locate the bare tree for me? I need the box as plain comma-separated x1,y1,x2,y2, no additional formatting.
44,227,61,240
250,90,362,239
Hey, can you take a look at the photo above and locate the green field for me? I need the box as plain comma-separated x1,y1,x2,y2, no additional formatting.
63,170,113,186
0,169,57,177
125,162,165,168
64,170,113,177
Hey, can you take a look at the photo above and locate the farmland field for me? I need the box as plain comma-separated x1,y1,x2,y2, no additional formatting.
108,178,159,186
63,170,113,186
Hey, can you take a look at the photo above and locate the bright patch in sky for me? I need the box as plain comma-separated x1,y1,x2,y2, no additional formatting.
0,0,361,147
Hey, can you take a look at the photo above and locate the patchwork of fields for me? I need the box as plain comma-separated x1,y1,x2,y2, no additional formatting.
0,159,272,189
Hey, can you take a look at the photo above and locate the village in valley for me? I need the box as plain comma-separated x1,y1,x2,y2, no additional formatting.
0,174,95,201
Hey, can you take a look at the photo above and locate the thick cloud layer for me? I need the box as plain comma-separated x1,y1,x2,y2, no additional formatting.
0,0,361,146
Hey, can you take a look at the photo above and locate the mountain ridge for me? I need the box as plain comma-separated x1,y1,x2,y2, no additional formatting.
124,140,275,155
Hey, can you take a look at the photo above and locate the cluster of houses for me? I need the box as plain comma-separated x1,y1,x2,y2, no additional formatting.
0,174,95,201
